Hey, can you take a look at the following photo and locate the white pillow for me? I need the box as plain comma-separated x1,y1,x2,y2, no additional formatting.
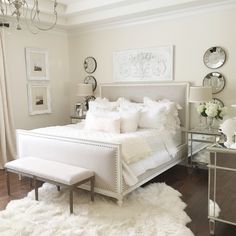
119,110,140,133
84,111,120,133
118,98,143,112
88,97,118,112
140,97,181,134
157,99,181,129
138,105,166,129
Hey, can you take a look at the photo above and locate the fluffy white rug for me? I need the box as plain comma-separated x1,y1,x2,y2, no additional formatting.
0,183,193,236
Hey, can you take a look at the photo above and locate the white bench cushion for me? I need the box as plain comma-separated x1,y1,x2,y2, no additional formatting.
5,157,94,185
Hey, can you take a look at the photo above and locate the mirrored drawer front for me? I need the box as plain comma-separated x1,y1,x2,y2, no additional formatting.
210,152,236,170
209,168,236,223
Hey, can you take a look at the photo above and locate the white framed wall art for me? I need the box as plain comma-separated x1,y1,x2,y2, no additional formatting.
113,45,173,82
28,84,51,115
25,48,49,81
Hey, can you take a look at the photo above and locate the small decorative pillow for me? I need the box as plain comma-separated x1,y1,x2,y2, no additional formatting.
119,110,140,133
84,111,121,133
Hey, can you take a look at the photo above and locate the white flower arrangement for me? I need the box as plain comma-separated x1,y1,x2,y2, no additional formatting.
197,101,227,120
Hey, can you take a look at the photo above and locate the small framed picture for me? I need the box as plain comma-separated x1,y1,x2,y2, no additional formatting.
28,84,51,115
25,48,49,81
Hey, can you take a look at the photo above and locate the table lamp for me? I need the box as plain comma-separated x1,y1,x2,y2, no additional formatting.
76,83,93,116
189,86,212,103
220,118,236,148
189,86,212,127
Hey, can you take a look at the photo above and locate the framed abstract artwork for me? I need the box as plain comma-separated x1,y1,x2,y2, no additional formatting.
113,45,173,82
25,48,49,81
27,84,51,115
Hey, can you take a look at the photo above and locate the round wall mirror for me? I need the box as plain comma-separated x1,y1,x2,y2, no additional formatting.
83,57,97,74
212,98,224,107
84,76,97,92
203,47,226,69
203,72,226,94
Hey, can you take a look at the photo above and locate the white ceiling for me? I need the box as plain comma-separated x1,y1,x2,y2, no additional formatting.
6,0,236,31
54,0,235,30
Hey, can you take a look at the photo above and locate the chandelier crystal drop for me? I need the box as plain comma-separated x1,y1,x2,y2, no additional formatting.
0,0,58,32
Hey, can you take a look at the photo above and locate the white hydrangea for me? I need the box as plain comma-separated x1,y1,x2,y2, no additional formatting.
219,107,227,118
197,104,205,114
205,102,218,118
197,101,227,119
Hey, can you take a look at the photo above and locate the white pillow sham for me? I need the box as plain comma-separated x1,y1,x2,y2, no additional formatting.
140,97,181,134
86,96,181,134
84,109,140,133
118,97,143,112
88,97,118,112
84,111,120,133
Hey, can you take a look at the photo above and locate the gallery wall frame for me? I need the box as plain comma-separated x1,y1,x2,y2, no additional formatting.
113,45,173,82
27,84,51,115
25,48,49,81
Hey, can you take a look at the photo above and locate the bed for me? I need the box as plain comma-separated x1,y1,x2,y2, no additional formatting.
16,82,189,205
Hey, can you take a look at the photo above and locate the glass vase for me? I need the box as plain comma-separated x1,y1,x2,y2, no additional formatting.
207,117,214,130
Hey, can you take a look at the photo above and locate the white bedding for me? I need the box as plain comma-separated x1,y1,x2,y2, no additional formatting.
32,123,181,186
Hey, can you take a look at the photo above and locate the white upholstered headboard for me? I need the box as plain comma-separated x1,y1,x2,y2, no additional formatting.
100,82,189,129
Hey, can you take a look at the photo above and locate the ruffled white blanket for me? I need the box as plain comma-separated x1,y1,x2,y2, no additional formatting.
120,137,152,164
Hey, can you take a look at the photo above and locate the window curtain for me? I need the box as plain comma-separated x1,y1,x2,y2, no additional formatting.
0,30,16,169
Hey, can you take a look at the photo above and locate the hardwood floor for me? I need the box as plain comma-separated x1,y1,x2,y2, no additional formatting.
0,165,236,236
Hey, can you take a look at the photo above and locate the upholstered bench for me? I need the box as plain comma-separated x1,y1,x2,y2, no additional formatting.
5,157,95,214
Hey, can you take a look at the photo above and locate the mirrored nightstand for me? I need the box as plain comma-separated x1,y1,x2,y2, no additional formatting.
188,127,221,167
207,145,236,235
70,115,86,124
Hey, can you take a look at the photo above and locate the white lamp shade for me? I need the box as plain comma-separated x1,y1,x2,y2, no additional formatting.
76,83,93,97
220,118,236,135
189,86,212,103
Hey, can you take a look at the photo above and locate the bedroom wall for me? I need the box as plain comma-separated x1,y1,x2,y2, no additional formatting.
4,28,70,130
68,6,236,127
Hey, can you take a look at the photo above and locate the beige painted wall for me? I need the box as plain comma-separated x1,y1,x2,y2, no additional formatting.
68,6,236,127
4,29,70,130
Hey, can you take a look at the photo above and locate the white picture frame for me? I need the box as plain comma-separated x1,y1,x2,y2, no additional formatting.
27,84,51,115
113,45,173,82
25,48,49,81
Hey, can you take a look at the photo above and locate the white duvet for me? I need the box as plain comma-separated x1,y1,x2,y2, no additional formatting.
33,123,180,186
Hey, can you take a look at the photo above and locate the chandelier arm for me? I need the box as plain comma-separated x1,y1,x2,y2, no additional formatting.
30,0,58,31
24,0,38,34
2,0,58,32
0,0,8,16
32,13,57,31
30,0,37,22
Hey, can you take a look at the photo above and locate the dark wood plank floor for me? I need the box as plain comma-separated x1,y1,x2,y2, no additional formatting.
0,165,236,236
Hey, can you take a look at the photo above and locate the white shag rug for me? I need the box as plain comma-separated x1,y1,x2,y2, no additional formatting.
0,183,194,236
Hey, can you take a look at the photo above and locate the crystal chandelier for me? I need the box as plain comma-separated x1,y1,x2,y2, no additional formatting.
0,0,58,32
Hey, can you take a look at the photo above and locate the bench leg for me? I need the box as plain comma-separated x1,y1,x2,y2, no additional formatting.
57,185,60,191
34,177,39,201
70,189,73,214
91,176,95,202
5,170,10,195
